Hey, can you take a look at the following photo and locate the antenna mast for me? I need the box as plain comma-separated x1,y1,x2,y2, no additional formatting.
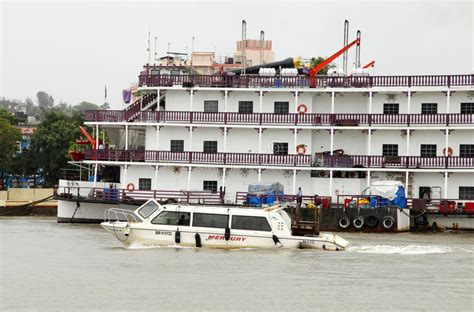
154,36,157,65
343,20,349,75
147,28,151,65
242,20,246,75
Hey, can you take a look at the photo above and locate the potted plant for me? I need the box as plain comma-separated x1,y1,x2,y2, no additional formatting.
68,142,84,161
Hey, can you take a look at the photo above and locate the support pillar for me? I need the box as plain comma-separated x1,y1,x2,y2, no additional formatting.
154,166,159,190
125,124,129,150
257,168,262,182
258,129,262,153
292,169,297,194
187,166,192,191
93,164,98,186
405,171,409,197
329,170,333,198
444,172,448,198
294,91,299,112
222,168,226,188
122,165,128,189
366,170,371,188
259,90,263,113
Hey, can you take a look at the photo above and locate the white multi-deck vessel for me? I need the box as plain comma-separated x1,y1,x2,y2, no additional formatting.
56,35,474,231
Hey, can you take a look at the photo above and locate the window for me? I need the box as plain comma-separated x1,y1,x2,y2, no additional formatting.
459,187,474,200
421,103,438,114
138,200,159,219
460,144,474,157
273,142,288,155
382,144,398,156
152,211,191,226
204,100,218,113
274,101,289,114
203,141,218,153
193,213,229,228
203,180,218,192
420,144,437,157
383,103,399,115
231,215,271,231
461,103,474,114
238,101,253,113
170,140,184,152
170,70,180,75
139,178,152,190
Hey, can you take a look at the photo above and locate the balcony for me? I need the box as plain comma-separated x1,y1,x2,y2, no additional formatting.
82,149,474,169
138,74,474,89
84,111,474,126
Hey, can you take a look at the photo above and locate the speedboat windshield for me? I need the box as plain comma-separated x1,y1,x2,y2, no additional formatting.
137,200,159,219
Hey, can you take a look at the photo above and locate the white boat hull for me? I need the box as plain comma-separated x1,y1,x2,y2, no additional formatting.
101,222,349,251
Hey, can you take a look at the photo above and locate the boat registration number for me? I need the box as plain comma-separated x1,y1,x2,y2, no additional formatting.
155,230,172,236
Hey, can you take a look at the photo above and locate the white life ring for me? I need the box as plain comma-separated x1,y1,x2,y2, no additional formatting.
443,147,453,157
297,104,308,114
296,144,307,155
127,183,135,192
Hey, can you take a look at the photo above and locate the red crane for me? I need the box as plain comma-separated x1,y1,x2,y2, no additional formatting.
309,37,361,77
362,60,375,69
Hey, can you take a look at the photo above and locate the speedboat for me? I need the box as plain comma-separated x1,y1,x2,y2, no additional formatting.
101,199,349,251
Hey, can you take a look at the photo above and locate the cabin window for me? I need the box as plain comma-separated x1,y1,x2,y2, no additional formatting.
151,69,160,75
193,213,229,228
231,215,271,232
461,103,474,114
382,144,398,156
420,144,436,157
152,211,191,226
139,178,152,190
383,103,399,115
238,101,253,113
203,141,218,153
170,70,180,75
170,140,184,152
138,200,159,219
273,142,288,155
460,144,474,157
459,187,474,200
204,100,218,112
274,102,289,114
203,180,218,192
421,103,438,114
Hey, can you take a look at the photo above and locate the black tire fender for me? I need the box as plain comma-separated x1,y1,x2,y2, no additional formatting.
338,217,351,229
353,216,365,230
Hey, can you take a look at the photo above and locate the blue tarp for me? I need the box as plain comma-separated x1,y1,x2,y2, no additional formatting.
370,186,406,208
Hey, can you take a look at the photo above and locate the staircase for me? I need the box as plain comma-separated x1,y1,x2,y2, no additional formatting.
124,92,158,122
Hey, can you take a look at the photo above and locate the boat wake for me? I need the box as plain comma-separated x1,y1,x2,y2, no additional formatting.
347,244,474,255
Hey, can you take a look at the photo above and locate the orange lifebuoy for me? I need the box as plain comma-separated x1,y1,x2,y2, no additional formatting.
127,183,135,192
296,144,307,155
297,104,308,114
443,147,453,157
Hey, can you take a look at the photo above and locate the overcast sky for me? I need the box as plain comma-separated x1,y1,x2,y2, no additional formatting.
1,0,472,109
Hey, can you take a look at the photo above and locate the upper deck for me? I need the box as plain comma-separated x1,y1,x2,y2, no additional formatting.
138,73,474,89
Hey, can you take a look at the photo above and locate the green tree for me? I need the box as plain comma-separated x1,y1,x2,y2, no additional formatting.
309,56,336,75
36,91,54,109
73,101,100,112
29,110,84,186
0,109,19,125
0,111,21,176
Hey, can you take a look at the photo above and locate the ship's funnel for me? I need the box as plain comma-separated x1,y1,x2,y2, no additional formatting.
225,57,301,75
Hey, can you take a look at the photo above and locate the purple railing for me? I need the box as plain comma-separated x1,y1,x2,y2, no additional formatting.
85,110,474,126
138,74,474,88
83,149,473,168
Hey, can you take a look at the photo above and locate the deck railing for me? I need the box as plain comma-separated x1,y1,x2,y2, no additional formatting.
138,74,474,88
55,185,225,205
83,149,474,169
84,111,474,126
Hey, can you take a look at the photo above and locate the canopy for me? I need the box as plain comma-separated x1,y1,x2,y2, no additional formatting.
370,181,403,200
